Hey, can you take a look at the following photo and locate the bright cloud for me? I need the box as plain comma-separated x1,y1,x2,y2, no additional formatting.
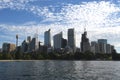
0,0,120,52
0,0,53,18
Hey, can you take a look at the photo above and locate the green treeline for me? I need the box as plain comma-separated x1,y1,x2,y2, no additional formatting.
0,50,119,60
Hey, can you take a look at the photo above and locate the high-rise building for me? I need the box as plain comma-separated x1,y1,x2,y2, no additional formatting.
91,41,99,54
62,38,67,48
98,39,107,53
2,43,16,53
90,39,114,54
98,39,107,44
80,28,90,53
28,37,39,52
44,29,51,47
53,32,62,49
98,43,106,53
27,36,31,43
21,40,28,53
111,45,115,53
106,44,111,54
68,28,76,53
0,48,2,53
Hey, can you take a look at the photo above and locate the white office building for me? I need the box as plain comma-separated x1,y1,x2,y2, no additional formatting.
53,32,62,49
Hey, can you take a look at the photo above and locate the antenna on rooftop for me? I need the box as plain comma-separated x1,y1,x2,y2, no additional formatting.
84,27,86,32
84,23,87,32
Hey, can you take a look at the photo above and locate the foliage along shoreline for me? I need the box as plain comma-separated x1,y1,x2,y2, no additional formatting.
0,49,120,61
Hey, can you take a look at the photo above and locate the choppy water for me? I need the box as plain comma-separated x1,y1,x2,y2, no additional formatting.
0,61,120,80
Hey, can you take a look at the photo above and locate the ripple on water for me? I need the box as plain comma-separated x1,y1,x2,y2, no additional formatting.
0,61,120,80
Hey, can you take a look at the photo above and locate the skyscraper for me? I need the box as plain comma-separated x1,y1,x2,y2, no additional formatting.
53,32,62,49
21,40,28,53
106,44,111,54
98,39,107,53
62,38,67,48
91,41,99,54
68,28,76,53
27,36,31,43
27,34,39,52
28,37,39,52
80,28,90,53
44,29,51,47
111,45,115,53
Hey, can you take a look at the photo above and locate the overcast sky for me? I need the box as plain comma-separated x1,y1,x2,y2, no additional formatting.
0,0,120,52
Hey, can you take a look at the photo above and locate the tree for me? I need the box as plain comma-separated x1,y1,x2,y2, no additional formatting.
112,49,118,60
84,51,95,60
2,53,12,60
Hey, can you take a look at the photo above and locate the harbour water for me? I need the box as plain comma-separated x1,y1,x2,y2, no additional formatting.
0,60,120,80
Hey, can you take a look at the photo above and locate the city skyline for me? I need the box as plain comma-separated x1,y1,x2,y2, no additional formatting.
0,0,120,52
1,28,115,54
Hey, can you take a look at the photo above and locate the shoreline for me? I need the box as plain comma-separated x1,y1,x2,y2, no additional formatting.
0,60,40,62
0,59,117,62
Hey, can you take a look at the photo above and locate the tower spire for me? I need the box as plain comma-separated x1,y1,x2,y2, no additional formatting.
84,27,86,32
16,34,18,47
84,22,87,32
84,25,87,36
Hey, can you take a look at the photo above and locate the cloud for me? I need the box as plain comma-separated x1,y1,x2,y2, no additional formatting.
0,0,54,18
1,0,120,52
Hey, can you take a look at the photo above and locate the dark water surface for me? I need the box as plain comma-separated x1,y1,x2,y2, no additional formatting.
0,61,120,80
